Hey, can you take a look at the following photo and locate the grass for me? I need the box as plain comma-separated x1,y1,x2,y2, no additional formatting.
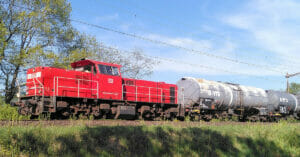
0,122,299,157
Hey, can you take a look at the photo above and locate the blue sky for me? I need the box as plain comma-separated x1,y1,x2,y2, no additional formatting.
70,0,300,90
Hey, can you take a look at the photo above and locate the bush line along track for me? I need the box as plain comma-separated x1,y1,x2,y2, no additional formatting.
1,120,297,127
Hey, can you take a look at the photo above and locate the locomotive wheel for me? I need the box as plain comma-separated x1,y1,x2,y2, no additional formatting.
30,115,39,119
177,116,185,121
140,112,153,120
189,114,195,121
39,113,52,120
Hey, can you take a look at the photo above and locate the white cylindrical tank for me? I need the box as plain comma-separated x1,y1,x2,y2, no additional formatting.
177,77,269,109
177,77,234,108
238,85,268,108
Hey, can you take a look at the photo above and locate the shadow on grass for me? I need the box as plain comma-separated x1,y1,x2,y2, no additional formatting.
0,126,293,157
54,126,292,157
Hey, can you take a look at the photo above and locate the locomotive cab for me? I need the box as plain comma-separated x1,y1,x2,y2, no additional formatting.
71,59,123,100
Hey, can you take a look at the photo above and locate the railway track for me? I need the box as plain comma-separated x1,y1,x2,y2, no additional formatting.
0,120,294,127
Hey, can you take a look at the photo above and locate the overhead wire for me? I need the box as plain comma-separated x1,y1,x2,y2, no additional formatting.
97,0,300,71
71,19,286,75
99,44,285,84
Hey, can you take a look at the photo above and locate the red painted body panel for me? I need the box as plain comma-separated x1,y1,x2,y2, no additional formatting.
122,78,177,104
26,59,177,104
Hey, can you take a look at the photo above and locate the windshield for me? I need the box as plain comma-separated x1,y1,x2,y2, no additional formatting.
98,64,120,76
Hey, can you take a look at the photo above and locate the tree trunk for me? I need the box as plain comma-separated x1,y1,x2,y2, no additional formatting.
4,65,19,104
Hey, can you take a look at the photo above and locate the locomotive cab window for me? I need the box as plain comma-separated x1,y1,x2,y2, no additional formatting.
98,64,120,76
83,65,91,72
112,67,119,76
74,65,93,73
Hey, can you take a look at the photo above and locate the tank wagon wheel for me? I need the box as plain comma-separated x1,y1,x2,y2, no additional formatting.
248,116,259,122
238,116,247,122
219,112,227,121
258,116,267,122
273,117,280,122
202,115,212,122
293,113,300,120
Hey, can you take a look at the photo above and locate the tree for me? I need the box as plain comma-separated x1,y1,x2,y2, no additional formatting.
0,0,75,103
289,83,300,95
0,0,157,103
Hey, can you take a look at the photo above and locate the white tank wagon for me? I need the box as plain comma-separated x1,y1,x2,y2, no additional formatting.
176,77,299,121
177,77,268,109
177,77,234,109
267,90,298,114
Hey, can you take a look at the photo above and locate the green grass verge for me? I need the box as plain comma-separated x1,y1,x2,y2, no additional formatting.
0,122,299,157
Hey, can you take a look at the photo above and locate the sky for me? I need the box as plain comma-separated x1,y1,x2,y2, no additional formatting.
70,0,300,90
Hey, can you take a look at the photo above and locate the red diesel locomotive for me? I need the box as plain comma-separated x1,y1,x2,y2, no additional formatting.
17,59,182,120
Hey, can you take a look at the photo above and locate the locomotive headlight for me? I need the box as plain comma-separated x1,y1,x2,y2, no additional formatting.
27,72,41,79
27,74,32,79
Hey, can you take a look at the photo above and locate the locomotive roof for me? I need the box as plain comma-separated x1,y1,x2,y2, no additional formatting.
71,59,122,68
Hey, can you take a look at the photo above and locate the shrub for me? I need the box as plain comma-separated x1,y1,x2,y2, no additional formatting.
0,103,29,121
